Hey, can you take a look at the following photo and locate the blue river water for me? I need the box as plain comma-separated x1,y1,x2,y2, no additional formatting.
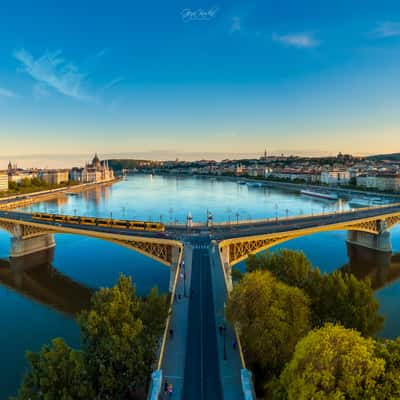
0,174,399,398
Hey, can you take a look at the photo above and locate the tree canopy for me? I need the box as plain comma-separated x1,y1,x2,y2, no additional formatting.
278,324,385,400
226,270,311,386
246,250,384,336
14,275,168,400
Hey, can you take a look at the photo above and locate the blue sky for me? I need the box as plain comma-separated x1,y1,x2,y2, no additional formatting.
0,0,400,165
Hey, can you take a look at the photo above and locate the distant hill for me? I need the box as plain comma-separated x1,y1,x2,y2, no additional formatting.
107,159,156,170
367,153,400,161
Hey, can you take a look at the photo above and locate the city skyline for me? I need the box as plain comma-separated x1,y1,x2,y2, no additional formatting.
1,0,400,158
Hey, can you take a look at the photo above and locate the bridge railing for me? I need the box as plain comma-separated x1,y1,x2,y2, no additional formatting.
164,202,400,229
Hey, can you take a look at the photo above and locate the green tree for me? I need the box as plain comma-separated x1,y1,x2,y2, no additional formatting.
247,250,384,336
278,324,385,400
14,338,94,400
14,275,168,400
372,338,400,399
77,274,147,398
226,270,311,386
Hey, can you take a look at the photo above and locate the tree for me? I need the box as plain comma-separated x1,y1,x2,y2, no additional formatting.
372,338,400,399
246,250,384,336
15,275,168,400
77,275,147,398
226,270,311,387
278,324,385,400
14,338,94,400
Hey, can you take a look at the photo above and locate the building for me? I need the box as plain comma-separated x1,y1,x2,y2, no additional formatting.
81,154,114,183
321,169,350,185
39,170,70,185
0,171,8,191
357,174,400,192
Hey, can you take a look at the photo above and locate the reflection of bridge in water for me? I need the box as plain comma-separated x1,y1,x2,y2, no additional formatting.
0,249,92,316
341,243,400,291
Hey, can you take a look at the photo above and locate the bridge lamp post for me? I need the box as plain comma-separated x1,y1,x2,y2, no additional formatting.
275,203,279,222
235,212,240,225
74,208,77,217
110,211,113,221
285,209,289,219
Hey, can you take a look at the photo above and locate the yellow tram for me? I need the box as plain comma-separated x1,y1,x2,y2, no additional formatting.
31,212,165,232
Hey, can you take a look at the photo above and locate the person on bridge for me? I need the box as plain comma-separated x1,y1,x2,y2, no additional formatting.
163,381,169,398
167,383,173,398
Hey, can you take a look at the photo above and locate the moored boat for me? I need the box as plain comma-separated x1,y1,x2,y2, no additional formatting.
300,189,338,200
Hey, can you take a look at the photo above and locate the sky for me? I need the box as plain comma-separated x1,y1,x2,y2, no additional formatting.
0,0,400,167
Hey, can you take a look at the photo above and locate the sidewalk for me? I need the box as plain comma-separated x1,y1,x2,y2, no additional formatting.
209,244,244,400
161,243,193,400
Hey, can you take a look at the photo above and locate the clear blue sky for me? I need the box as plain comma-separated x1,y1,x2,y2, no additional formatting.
0,0,400,163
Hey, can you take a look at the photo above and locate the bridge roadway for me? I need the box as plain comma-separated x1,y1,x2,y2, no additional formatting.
183,241,222,400
168,203,400,240
1,204,400,243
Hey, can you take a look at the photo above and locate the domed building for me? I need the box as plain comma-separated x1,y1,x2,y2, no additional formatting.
70,154,114,183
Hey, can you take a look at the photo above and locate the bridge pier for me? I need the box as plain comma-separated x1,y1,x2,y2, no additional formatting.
347,230,392,253
10,234,56,258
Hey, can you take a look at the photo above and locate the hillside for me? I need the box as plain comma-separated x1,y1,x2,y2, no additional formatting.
367,153,400,161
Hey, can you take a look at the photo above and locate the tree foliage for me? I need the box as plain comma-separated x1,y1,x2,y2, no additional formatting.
14,338,94,400
372,338,400,399
14,275,168,400
226,270,311,385
246,250,384,336
278,324,385,400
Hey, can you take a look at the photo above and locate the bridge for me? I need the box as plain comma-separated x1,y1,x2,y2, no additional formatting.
1,203,400,399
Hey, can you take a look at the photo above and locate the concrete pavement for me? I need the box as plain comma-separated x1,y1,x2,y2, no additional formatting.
161,244,193,399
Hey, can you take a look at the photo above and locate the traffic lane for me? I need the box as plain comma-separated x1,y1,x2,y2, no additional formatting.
183,248,222,400
183,248,202,399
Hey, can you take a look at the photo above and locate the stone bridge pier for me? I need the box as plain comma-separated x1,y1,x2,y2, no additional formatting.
11,231,56,258
0,223,56,259
347,220,392,253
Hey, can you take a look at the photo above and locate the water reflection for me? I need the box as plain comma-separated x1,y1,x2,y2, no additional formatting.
341,243,400,291
0,249,92,316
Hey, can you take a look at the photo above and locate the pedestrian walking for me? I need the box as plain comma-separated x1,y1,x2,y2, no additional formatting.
163,380,169,398
168,383,173,398
232,339,237,350
169,328,174,339
219,325,223,336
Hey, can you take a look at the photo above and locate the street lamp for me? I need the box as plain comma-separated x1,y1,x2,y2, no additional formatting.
275,203,279,221
235,212,240,225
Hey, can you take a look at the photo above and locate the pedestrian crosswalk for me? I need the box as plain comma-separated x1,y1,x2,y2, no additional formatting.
191,243,209,249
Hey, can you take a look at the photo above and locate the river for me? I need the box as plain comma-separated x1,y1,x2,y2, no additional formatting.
0,174,399,398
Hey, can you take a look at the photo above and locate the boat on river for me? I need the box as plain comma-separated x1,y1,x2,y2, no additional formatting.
349,197,389,207
300,189,339,201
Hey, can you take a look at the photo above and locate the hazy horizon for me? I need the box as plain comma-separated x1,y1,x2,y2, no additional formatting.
0,149,389,169
1,0,400,159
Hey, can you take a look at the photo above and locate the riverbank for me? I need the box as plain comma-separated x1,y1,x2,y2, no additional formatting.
131,171,400,200
0,177,122,210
